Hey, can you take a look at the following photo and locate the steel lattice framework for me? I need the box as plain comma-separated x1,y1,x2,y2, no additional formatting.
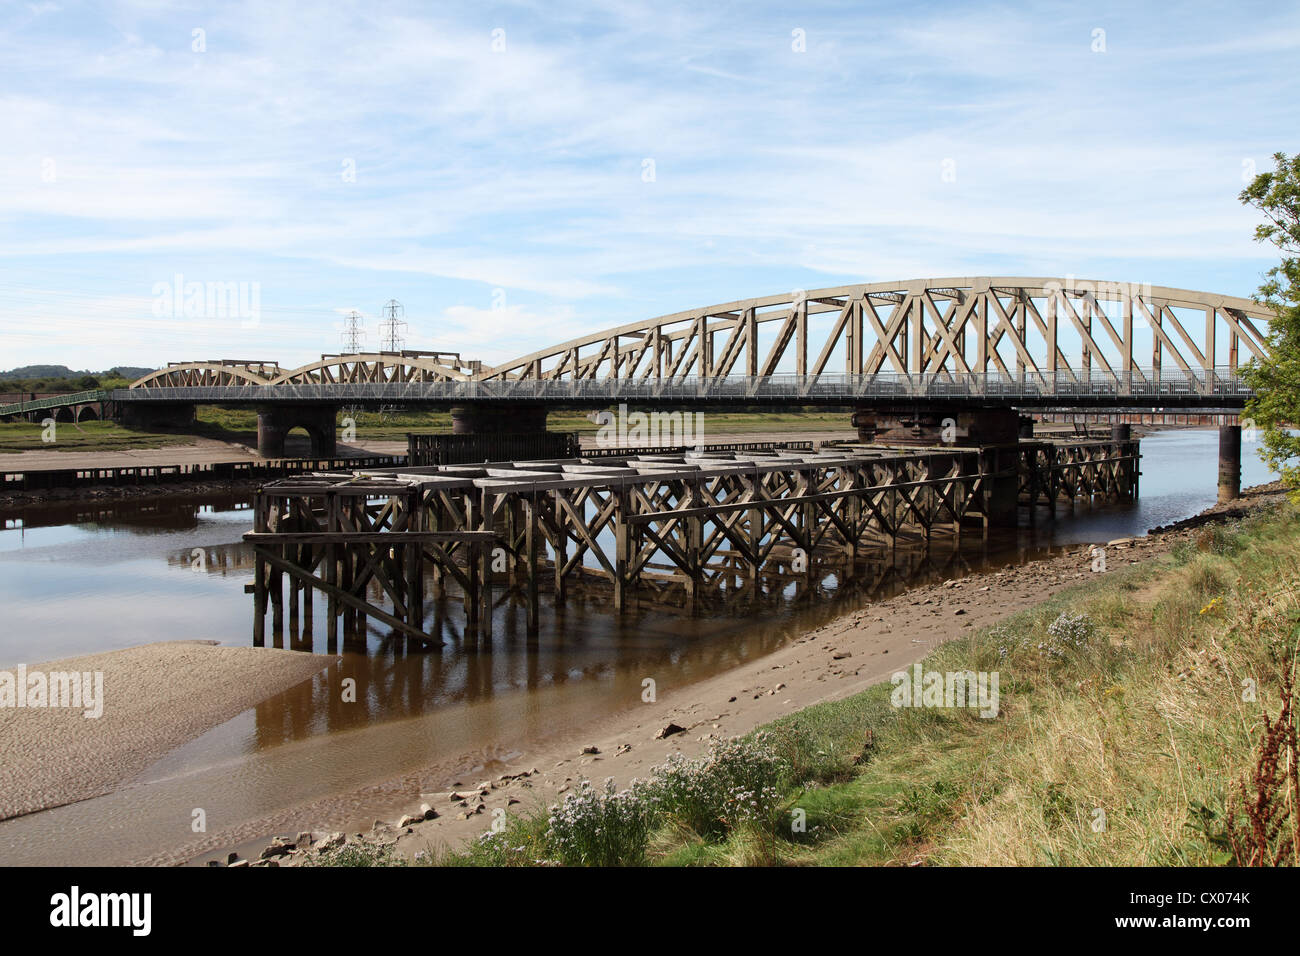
132,352,473,389
478,277,1271,384
133,360,284,388
128,278,1273,405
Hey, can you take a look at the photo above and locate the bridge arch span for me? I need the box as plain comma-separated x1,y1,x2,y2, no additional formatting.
131,362,278,389
480,276,1273,386
270,353,471,386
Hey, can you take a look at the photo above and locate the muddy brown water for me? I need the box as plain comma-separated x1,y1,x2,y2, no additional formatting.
0,428,1275,864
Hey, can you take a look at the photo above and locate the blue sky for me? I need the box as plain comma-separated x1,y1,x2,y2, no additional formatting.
0,0,1295,372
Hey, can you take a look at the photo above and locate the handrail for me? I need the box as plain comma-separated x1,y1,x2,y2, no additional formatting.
0,389,108,417
106,368,1255,407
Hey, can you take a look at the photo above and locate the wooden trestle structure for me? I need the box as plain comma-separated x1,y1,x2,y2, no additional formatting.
245,438,1139,645
1020,436,1140,516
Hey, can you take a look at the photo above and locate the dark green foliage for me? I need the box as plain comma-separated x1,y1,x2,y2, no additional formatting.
1241,152,1300,499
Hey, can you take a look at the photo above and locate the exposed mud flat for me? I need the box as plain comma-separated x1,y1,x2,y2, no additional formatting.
0,642,329,822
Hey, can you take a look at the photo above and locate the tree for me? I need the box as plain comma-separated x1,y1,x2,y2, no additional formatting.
1240,152,1300,499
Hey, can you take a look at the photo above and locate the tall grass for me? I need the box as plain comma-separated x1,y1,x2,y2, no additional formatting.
314,502,1300,867
924,505,1299,866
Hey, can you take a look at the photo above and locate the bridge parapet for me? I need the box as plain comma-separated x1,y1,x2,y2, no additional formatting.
109,367,1255,410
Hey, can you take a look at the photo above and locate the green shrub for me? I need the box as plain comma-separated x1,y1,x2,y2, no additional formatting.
546,778,653,866
643,733,787,839
895,781,959,841
994,610,1096,664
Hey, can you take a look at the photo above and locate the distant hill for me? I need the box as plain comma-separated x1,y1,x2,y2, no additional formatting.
3,364,79,379
1,365,156,380
0,365,158,390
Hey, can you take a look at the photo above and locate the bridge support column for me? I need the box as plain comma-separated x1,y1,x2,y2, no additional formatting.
852,405,1020,447
120,402,196,429
257,405,338,459
981,444,1021,529
1218,424,1241,503
451,404,548,435
855,406,1022,527
1112,424,1138,499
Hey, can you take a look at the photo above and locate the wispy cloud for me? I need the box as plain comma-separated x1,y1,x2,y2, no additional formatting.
0,0,1292,369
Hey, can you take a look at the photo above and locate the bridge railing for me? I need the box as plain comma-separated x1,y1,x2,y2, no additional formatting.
109,369,1248,405
0,389,109,417
109,367,1252,405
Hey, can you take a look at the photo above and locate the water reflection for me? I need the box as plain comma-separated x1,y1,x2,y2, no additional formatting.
236,533,1047,747
0,491,251,533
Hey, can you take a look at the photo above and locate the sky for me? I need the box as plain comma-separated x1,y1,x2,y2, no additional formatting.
0,0,1296,373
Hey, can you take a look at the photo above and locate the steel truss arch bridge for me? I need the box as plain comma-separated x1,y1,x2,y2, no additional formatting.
6,276,1257,457
121,277,1270,408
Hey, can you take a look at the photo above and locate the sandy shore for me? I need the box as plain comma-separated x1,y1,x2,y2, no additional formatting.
0,435,403,472
379,536,1174,861
1,436,262,470
0,642,330,821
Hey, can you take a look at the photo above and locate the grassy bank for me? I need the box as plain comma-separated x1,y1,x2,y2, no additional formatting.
747,503,1300,867
0,420,197,454
315,500,1300,867
0,407,852,455
195,406,850,439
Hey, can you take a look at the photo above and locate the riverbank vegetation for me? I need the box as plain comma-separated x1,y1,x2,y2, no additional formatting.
1240,151,1300,500
0,420,196,454
0,407,854,455
318,500,1300,867
0,369,138,393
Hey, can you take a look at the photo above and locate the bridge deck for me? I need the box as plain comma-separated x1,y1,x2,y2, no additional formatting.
112,369,1251,410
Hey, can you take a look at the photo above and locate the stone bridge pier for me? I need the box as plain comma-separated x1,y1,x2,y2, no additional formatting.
853,405,1023,527
257,404,338,458
120,402,196,430
450,403,548,434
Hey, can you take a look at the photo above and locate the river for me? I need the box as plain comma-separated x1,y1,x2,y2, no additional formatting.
0,427,1276,865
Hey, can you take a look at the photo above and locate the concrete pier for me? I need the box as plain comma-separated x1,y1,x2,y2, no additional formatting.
1218,424,1241,503
451,403,548,435
852,406,1022,526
